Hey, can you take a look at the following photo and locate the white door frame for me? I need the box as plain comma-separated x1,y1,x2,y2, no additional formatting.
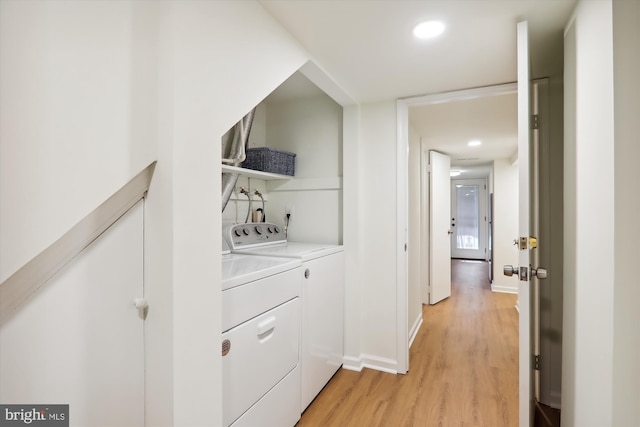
396,100,409,374
396,81,517,381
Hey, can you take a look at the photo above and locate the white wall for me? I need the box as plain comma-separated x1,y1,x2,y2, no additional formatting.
563,1,616,425
562,14,578,424
0,0,156,282
341,104,364,369
0,1,311,425
354,100,400,370
491,158,519,293
265,95,342,179
264,94,343,244
143,2,311,424
612,0,640,424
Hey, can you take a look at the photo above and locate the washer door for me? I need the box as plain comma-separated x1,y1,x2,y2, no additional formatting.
222,297,300,427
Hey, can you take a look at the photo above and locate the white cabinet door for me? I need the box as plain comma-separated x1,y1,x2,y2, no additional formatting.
0,201,145,426
301,252,345,411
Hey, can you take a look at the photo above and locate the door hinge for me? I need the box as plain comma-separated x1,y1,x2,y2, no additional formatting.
534,354,541,371
532,114,540,130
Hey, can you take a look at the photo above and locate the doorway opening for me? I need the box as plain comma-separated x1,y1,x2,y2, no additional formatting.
400,76,563,424
451,178,488,261
404,83,519,306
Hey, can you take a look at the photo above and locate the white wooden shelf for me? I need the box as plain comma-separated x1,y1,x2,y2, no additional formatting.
267,177,342,192
221,164,292,181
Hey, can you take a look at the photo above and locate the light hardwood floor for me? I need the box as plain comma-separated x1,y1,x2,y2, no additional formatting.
298,259,519,427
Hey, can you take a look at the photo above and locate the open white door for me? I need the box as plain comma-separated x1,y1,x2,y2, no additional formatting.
509,21,548,427
516,20,534,427
429,150,451,304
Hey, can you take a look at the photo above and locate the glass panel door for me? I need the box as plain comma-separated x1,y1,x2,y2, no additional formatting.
451,178,488,259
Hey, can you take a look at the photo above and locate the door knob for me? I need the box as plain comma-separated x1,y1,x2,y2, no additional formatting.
503,265,518,277
133,298,148,310
504,265,547,279
532,267,548,279
133,297,148,320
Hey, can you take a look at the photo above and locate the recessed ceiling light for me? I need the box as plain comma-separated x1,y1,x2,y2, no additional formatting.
413,21,445,39
468,140,482,147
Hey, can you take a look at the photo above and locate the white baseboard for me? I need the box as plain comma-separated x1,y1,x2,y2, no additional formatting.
342,354,398,374
409,313,423,349
341,355,364,372
491,281,518,294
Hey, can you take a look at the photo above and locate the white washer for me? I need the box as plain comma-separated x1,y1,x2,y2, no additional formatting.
221,239,303,427
224,223,345,412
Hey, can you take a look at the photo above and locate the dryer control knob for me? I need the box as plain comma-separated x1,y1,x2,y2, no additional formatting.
222,339,231,356
255,225,263,235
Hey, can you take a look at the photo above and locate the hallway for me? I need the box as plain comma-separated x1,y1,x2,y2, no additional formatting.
298,259,519,426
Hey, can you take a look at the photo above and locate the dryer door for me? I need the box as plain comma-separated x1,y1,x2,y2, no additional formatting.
222,297,300,427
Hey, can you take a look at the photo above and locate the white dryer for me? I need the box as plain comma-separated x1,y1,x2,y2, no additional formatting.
221,238,303,427
224,223,345,412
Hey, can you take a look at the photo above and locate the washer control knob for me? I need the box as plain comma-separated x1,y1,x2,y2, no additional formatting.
267,226,274,233
242,227,249,236
274,226,281,234
255,225,263,235
234,229,242,237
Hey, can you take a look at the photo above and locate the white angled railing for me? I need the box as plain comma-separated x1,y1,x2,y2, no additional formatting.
0,161,157,326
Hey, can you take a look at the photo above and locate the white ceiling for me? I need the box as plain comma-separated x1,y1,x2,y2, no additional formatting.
259,0,576,167
409,92,518,167
259,0,576,103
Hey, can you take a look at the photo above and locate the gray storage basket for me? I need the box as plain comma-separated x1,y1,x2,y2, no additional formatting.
242,147,296,176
